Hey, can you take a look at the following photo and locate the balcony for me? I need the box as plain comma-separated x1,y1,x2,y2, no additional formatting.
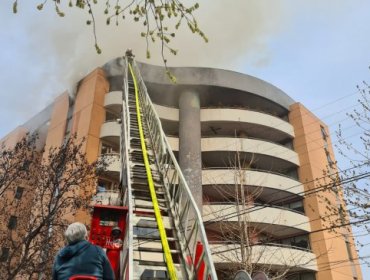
91,190,121,206
153,104,179,122
99,153,120,175
104,91,122,114
201,108,294,142
166,137,299,171
202,138,298,165
210,243,318,271
100,121,121,143
152,105,293,144
202,169,304,202
203,203,310,237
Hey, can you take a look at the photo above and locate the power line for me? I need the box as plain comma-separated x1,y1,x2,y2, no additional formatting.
165,119,366,187
199,136,359,200
211,216,370,258
201,161,370,223
203,171,370,230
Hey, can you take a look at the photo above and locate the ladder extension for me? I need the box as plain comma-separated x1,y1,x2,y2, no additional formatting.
128,63,177,280
120,57,218,280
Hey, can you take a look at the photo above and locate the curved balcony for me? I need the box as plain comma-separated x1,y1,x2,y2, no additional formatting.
153,104,179,122
202,169,303,202
202,138,299,165
166,137,299,170
99,153,120,174
104,91,122,114
201,108,294,142
91,190,121,206
153,104,179,135
210,243,318,271
152,105,293,144
100,121,121,143
203,204,310,237
131,61,295,111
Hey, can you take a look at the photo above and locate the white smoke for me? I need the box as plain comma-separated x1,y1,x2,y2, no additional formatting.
0,0,354,137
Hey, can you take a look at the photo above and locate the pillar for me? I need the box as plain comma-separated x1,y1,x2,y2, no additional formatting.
179,90,202,211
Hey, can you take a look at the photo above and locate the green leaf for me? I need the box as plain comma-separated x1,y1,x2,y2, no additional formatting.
166,70,177,84
95,44,102,54
76,0,85,9
13,1,18,13
56,6,65,17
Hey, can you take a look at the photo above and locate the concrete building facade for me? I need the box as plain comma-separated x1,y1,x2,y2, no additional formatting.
0,57,362,280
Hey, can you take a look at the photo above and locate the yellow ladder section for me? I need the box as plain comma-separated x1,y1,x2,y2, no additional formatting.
128,63,178,280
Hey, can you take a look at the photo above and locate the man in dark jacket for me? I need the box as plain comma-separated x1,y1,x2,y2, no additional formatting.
52,222,115,280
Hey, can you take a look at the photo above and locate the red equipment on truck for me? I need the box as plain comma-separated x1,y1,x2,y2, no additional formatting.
89,205,128,279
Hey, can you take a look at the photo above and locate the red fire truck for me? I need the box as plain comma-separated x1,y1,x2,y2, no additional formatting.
88,205,128,279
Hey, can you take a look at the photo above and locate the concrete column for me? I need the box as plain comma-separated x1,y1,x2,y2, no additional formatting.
179,90,202,211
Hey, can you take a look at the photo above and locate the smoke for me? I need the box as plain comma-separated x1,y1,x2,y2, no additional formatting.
0,0,353,137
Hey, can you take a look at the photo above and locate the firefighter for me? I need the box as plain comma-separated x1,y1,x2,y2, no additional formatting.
106,227,123,279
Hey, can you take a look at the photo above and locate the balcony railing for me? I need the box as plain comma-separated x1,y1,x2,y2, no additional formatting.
210,243,318,271
203,203,311,233
205,201,305,215
92,190,121,206
100,121,121,139
99,153,120,173
210,240,311,253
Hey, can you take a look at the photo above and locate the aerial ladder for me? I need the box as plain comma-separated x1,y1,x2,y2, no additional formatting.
89,54,218,280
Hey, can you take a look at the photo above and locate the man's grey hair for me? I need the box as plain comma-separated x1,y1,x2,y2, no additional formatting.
64,222,88,244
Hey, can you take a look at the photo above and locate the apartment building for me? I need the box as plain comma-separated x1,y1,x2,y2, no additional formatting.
0,57,362,280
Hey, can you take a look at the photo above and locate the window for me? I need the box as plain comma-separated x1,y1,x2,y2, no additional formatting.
290,201,305,213
282,200,304,213
294,235,310,249
105,111,120,122
100,210,119,227
15,187,24,199
326,153,334,166
287,272,316,280
320,125,328,139
0,248,9,262
65,116,73,139
281,235,310,250
345,240,354,261
100,143,119,155
64,107,74,139
8,216,17,230
323,141,328,149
